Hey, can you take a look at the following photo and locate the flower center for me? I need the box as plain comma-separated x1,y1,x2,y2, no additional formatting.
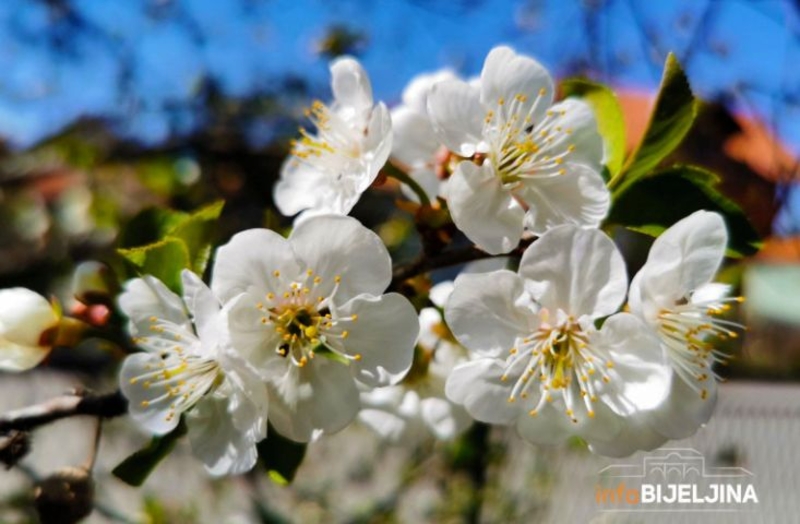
482,90,576,186
255,269,361,368
657,296,744,399
501,311,614,423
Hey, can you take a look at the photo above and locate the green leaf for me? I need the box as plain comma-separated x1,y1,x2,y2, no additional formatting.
168,200,225,274
118,207,188,249
611,53,697,194
117,200,224,288
118,236,191,293
561,78,626,178
112,421,187,487
256,429,307,485
607,165,761,257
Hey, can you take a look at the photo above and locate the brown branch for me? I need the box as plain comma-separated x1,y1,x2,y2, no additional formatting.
390,238,533,291
0,390,127,435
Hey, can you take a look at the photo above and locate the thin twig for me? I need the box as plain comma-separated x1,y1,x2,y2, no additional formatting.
390,239,532,290
0,390,127,436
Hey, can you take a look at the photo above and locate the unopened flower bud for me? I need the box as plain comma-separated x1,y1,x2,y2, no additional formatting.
0,288,60,372
71,261,117,305
34,466,94,524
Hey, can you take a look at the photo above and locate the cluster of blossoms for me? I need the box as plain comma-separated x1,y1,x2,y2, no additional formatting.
0,45,744,476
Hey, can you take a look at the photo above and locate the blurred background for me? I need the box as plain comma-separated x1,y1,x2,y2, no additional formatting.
1,0,799,522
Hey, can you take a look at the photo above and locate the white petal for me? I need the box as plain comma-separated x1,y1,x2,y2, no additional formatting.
118,276,189,338
519,226,627,318
401,69,459,114
428,281,454,309
514,402,571,445
330,56,373,118
391,106,439,169
225,291,284,371
480,46,554,121
273,161,332,217
289,215,392,304
335,293,419,387
445,359,519,424
647,375,717,440
596,313,671,415
211,228,301,303
361,102,393,192
519,164,610,235
267,357,360,442
187,396,259,476
426,80,485,157
358,406,409,442
445,270,534,357
0,288,58,347
692,282,732,304
420,396,471,440
0,338,49,372
119,352,182,435
546,98,603,171
181,270,221,348
220,352,269,437
588,415,668,458
632,210,728,309
447,161,524,255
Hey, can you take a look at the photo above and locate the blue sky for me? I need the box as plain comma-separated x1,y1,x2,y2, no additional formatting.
1,0,799,153
2,0,797,232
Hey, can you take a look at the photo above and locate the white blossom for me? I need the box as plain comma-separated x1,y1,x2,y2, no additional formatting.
118,270,268,476
391,69,458,202
0,288,60,372
212,215,419,442
444,226,669,454
358,282,472,443
427,46,609,254
274,57,392,219
627,210,742,440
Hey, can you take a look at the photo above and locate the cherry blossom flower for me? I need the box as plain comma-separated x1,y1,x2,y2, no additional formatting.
444,226,669,454
627,210,742,440
391,69,458,202
426,46,609,254
0,288,60,372
358,282,472,443
119,270,268,476
212,215,419,442
274,57,392,219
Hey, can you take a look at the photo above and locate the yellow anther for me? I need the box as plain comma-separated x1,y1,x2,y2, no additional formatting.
334,275,342,283
351,314,358,321
342,330,349,339
141,401,150,408
306,269,314,276
353,353,362,361
304,325,318,338
273,270,281,277
529,409,538,417
267,292,275,300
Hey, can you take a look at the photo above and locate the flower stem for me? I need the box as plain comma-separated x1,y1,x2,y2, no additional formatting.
382,161,432,207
